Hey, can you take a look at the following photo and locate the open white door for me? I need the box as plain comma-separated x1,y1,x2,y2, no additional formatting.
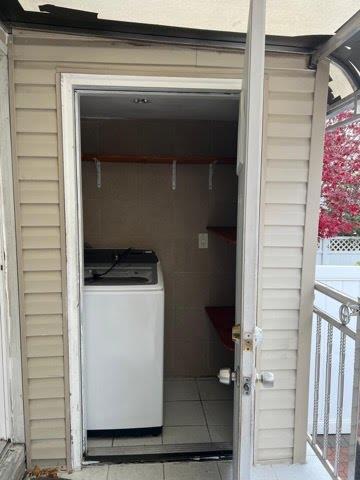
234,0,267,476
218,1,268,479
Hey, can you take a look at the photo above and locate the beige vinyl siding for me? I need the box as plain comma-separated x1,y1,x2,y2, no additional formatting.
9,29,322,467
11,40,66,462
255,69,317,464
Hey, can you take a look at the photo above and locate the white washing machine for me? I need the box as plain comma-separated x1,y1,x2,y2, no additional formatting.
83,249,164,433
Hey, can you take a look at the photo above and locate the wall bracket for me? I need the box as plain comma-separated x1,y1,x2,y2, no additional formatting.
172,160,177,190
94,158,101,189
208,161,217,190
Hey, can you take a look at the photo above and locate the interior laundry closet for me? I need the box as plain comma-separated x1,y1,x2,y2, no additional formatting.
79,90,240,460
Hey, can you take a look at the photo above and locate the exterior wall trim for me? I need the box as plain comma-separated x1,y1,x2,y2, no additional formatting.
293,59,330,463
8,39,32,465
60,73,242,470
56,72,72,472
10,27,317,55
0,44,24,444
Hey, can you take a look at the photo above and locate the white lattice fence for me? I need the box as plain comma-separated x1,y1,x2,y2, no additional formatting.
317,236,360,265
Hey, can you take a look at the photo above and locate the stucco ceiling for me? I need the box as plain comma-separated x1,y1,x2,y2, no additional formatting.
19,0,359,36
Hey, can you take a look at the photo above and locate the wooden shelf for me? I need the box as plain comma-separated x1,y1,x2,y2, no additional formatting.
207,226,236,245
82,154,236,165
205,306,235,352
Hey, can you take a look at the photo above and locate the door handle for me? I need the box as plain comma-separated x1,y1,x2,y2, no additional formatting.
218,368,236,385
256,371,274,388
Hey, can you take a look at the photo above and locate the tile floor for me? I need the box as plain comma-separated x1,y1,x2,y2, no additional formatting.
61,455,332,480
88,377,234,449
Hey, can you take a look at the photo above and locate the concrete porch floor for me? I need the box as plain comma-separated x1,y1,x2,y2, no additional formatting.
60,380,336,480
60,449,331,480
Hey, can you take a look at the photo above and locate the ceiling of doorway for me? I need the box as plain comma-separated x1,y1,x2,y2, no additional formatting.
80,92,240,122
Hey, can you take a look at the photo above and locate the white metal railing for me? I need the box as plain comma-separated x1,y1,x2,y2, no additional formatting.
308,281,360,480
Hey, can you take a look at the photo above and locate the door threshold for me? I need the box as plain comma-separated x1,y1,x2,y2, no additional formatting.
85,442,232,463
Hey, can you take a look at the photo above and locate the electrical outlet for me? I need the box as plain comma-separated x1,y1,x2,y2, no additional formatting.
198,233,208,249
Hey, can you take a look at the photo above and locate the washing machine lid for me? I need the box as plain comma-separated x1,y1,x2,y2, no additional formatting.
84,262,164,291
84,264,157,286
83,248,160,287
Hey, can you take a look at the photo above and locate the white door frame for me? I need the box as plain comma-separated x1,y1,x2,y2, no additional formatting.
0,35,25,444
0,217,9,443
60,73,263,470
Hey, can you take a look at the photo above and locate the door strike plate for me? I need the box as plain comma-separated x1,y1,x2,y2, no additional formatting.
242,328,263,351
243,332,253,351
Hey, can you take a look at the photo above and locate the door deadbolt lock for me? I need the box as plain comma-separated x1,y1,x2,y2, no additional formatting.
218,368,236,385
256,371,275,388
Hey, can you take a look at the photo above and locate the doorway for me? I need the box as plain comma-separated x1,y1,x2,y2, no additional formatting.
78,89,239,460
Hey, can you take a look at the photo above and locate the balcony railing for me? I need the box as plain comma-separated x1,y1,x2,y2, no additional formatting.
308,281,360,480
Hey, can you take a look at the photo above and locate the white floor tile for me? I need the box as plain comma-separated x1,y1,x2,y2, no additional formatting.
217,461,232,480
164,461,221,480
162,426,211,444
252,465,277,480
203,401,233,426
108,463,164,480
87,437,113,447
62,465,109,479
197,379,233,401
164,401,206,426
273,455,332,480
208,425,233,443
165,379,199,401
113,434,162,446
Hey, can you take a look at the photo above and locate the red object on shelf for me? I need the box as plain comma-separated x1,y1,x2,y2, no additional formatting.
207,226,236,245
205,306,235,351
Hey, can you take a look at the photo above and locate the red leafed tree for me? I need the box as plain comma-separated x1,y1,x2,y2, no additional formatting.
319,111,360,238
